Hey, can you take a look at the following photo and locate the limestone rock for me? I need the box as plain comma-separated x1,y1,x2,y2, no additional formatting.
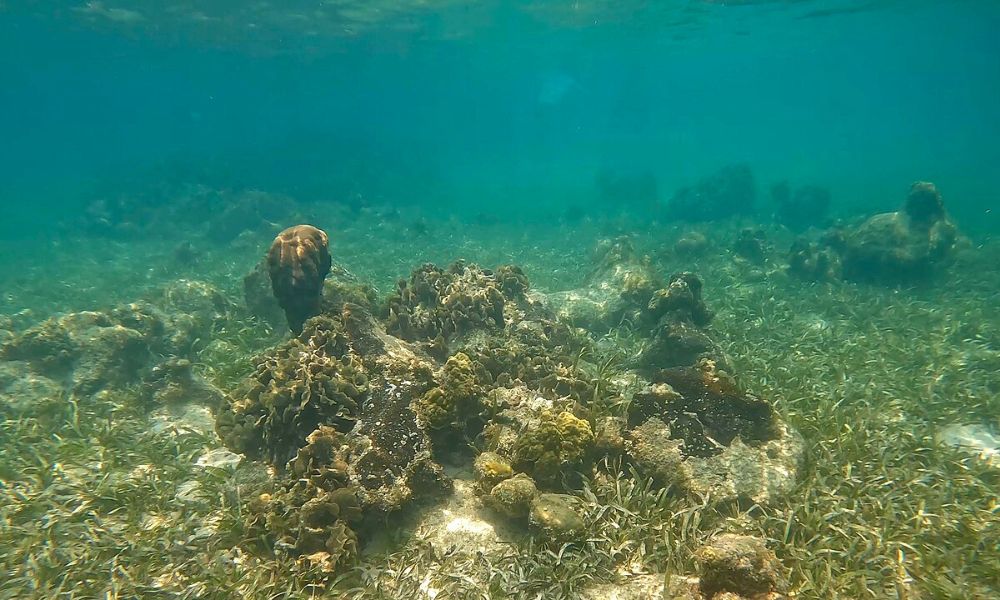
696,534,787,598
528,493,586,542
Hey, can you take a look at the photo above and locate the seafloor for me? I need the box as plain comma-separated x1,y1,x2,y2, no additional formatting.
1,198,998,600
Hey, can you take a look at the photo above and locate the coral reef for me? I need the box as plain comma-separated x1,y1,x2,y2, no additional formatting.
620,356,801,504
218,245,803,577
641,360,779,457
732,228,769,264
512,410,595,487
626,417,688,487
667,164,756,222
0,281,230,399
267,225,333,334
787,237,842,281
841,182,958,282
645,272,714,328
473,451,513,493
217,300,450,520
141,358,224,408
639,273,719,369
216,315,367,466
415,352,483,433
384,261,512,346
247,427,362,572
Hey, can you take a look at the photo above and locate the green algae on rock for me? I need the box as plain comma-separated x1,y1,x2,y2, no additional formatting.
486,472,538,519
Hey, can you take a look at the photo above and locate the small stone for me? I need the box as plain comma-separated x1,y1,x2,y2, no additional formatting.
528,493,586,542
196,447,242,469
487,473,538,519
473,452,513,492
696,534,786,598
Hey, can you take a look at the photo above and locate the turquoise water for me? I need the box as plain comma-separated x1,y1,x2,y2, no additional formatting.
2,1,998,232
2,3,1000,599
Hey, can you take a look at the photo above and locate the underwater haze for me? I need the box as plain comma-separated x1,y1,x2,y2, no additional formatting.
2,1,999,232
2,2,1000,599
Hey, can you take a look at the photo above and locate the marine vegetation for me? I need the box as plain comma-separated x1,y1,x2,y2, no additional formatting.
1,210,997,600
199,225,809,593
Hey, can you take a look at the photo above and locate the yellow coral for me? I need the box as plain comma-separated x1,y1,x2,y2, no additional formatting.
513,410,595,486
415,352,480,430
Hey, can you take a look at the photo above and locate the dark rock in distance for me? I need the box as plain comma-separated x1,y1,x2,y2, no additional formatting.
667,164,755,222
841,182,958,283
771,181,831,231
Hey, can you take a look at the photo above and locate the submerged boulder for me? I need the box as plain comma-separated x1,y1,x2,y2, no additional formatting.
696,534,788,599
842,182,958,282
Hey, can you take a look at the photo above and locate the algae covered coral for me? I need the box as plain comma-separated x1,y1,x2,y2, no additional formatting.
206,225,805,591
1,205,998,599
2,2,1000,594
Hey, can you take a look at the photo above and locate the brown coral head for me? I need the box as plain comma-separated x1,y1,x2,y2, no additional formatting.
903,181,945,226
267,225,332,334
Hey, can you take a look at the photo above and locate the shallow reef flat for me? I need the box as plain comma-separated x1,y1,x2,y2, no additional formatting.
1,204,999,599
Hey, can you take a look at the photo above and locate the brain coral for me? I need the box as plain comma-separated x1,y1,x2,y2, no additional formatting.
268,225,332,334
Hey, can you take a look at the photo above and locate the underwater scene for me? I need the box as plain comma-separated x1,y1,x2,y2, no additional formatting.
2,1,1000,598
